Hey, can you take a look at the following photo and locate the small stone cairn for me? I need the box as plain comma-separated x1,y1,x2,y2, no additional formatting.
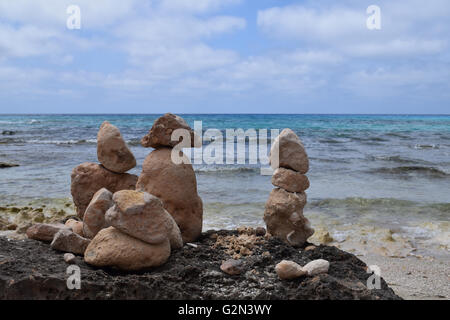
27,114,203,271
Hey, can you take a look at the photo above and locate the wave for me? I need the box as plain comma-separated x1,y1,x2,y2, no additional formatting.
369,166,449,178
368,155,431,165
25,139,97,145
195,166,260,174
308,197,450,212
414,144,440,150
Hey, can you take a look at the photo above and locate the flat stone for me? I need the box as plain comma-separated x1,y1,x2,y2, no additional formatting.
141,113,200,148
84,227,170,271
272,168,310,193
105,190,173,245
26,223,70,242
51,229,90,255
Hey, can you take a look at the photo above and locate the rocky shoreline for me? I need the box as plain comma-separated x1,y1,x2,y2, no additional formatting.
0,229,401,300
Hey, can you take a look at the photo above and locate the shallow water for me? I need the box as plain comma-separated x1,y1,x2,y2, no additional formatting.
0,114,449,256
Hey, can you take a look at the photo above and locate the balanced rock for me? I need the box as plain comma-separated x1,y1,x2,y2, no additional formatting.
83,188,113,239
105,190,172,245
136,148,203,243
264,188,313,247
84,227,170,271
51,229,90,255
71,162,138,219
303,259,330,276
141,113,199,148
275,260,307,280
272,168,310,193
269,129,309,173
26,223,70,242
65,219,84,237
97,121,136,173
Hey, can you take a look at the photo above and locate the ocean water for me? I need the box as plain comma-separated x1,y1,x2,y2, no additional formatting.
0,114,449,256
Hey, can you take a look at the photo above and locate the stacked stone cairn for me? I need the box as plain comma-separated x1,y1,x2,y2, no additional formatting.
27,114,203,271
264,128,314,247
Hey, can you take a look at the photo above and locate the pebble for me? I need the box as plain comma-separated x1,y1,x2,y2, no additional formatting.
220,259,244,275
64,253,76,264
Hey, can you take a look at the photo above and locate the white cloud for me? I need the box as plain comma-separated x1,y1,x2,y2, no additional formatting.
159,0,242,14
0,0,138,28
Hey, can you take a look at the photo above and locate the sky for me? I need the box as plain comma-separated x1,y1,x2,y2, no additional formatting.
0,0,449,114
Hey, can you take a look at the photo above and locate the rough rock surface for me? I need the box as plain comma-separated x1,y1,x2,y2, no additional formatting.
105,191,172,245
141,113,199,148
272,168,310,193
264,188,314,247
50,229,90,255
136,148,203,243
84,227,170,271
71,162,138,218
269,128,309,173
26,223,70,242
97,121,136,173
83,188,113,239
0,230,401,300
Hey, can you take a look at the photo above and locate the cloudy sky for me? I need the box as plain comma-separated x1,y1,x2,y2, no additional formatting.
0,0,449,114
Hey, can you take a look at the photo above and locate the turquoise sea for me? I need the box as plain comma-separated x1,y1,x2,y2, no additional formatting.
1,114,449,256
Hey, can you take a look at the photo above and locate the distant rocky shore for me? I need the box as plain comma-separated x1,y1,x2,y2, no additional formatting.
0,229,401,300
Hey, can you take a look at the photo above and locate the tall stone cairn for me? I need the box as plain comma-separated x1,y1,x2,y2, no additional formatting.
264,128,314,247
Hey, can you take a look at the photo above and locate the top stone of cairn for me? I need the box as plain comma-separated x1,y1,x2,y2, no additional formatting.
269,128,309,174
141,113,199,148
97,121,136,173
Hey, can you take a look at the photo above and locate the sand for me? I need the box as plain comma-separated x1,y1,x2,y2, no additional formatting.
360,254,449,300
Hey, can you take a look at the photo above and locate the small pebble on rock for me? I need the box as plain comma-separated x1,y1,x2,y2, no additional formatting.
220,259,244,275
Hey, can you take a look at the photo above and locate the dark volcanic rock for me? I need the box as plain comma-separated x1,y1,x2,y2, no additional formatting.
0,231,401,300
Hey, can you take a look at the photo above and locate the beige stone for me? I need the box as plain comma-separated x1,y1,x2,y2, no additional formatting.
51,229,91,255
26,223,70,242
65,219,84,236
71,162,138,219
97,121,136,173
269,129,309,173
136,148,203,243
303,259,330,276
84,227,170,271
264,188,313,247
141,113,200,148
275,260,307,280
83,188,113,239
271,168,310,193
105,190,172,245
64,253,76,264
